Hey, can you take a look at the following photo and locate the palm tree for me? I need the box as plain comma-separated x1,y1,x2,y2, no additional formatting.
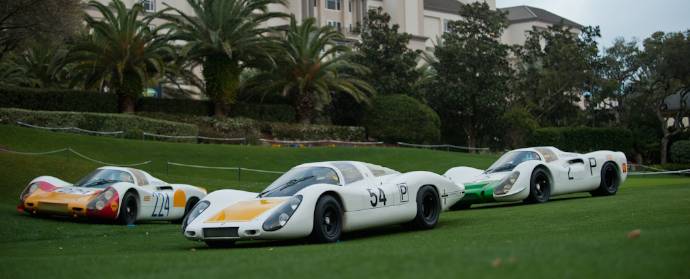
68,0,173,113
251,17,374,124
160,0,288,117
0,43,70,88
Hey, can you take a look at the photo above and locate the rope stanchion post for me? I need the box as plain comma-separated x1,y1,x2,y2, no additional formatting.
237,167,241,182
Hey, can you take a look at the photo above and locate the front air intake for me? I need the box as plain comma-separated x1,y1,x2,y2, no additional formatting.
203,227,239,238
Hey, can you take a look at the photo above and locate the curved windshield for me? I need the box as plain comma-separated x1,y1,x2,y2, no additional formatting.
259,167,340,198
486,151,541,174
75,169,135,188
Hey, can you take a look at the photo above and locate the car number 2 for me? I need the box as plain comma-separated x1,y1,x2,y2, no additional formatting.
151,192,170,217
367,188,387,207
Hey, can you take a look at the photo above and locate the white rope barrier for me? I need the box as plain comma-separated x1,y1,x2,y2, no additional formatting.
628,169,690,176
166,162,284,174
143,132,246,142
0,147,69,155
0,147,151,166
17,121,124,135
260,139,384,145
397,142,490,151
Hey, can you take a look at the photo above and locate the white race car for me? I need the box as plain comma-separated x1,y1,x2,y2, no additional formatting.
18,166,207,224
182,161,465,247
444,147,628,209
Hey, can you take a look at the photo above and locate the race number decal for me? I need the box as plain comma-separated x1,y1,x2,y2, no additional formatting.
398,183,409,203
588,158,597,175
151,192,170,217
367,188,387,207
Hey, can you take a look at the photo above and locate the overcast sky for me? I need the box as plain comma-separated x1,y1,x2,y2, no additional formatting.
497,0,690,48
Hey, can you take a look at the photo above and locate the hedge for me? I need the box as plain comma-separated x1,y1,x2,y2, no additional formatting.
670,140,690,163
363,95,441,144
0,108,198,140
0,87,295,121
137,112,262,144
268,123,366,141
0,87,118,113
528,127,633,153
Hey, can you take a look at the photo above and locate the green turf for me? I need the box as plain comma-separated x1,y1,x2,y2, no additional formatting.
0,125,689,278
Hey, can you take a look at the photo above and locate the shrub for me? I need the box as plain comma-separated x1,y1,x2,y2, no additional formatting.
0,87,118,112
501,108,539,149
268,122,366,141
670,140,690,163
528,127,633,153
230,103,295,122
0,108,198,140
137,112,261,144
136,97,213,116
363,95,441,144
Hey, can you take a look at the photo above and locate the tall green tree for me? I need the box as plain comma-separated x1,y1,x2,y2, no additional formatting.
249,17,374,124
428,2,512,149
351,7,420,96
68,0,173,113
515,24,601,126
634,31,690,163
160,0,287,117
595,38,641,124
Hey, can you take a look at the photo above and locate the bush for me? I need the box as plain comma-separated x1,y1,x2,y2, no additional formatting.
528,127,633,153
670,140,690,163
230,103,295,122
363,95,441,144
268,123,366,141
136,97,213,116
0,87,118,112
0,108,198,140
137,112,261,144
501,108,539,149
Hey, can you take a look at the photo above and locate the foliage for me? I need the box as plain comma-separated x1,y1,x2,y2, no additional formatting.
0,0,81,59
68,0,173,113
159,0,288,116
364,95,440,144
528,127,633,153
670,140,690,163
593,38,641,125
427,2,512,149
0,43,72,88
247,17,374,124
501,107,539,149
268,122,366,141
351,7,421,96
137,112,262,144
0,87,118,113
0,108,197,139
515,24,601,126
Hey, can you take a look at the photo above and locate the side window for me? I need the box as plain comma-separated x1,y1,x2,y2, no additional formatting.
127,168,149,186
365,164,399,177
332,162,364,184
535,148,558,162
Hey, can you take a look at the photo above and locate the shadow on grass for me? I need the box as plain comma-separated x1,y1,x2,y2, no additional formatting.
458,194,592,211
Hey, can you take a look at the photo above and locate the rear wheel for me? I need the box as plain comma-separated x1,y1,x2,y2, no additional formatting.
310,195,343,243
410,186,441,229
117,192,138,225
524,168,551,204
205,240,235,248
591,162,620,196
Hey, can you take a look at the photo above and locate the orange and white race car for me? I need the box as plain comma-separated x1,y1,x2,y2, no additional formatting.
18,166,206,225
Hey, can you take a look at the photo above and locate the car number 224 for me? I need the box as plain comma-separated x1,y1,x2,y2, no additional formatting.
151,192,170,217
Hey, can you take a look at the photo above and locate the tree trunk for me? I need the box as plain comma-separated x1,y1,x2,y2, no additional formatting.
213,101,225,117
203,55,240,118
660,136,670,164
295,92,314,124
119,95,136,113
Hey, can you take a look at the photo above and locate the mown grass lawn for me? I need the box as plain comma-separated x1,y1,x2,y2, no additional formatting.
0,125,688,279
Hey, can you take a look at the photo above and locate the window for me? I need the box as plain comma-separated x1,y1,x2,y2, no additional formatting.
326,0,341,10
327,20,342,32
365,164,399,177
332,162,363,184
141,0,156,12
443,19,451,33
348,0,352,12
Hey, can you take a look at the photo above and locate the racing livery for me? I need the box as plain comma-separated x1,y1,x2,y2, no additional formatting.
445,147,628,209
182,161,465,247
18,166,206,224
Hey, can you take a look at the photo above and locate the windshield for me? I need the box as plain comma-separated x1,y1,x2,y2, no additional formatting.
486,151,541,174
259,167,340,198
75,169,135,188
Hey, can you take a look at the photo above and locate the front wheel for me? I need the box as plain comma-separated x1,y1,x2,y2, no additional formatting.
591,162,620,196
310,195,343,243
410,185,441,229
524,168,551,204
117,192,138,225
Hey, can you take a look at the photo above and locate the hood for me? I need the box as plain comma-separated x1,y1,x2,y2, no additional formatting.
26,182,102,204
205,198,287,223
467,171,510,184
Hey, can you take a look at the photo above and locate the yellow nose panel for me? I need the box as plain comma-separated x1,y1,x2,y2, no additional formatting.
206,199,285,222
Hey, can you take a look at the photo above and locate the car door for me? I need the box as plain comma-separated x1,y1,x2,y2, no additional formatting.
555,157,590,193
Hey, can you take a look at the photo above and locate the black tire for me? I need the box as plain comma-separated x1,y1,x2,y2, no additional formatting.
175,197,199,224
410,185,441,229
117,191,138,225
524,168,551,204
310,195,343,243
205,240,235,248
591,162,620,196
450,202,471,211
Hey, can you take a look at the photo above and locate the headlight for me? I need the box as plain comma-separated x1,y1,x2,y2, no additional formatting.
182,200,210,231
262,195,303,232
87,188,118,211
494,171,520,195
20,182,40,201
